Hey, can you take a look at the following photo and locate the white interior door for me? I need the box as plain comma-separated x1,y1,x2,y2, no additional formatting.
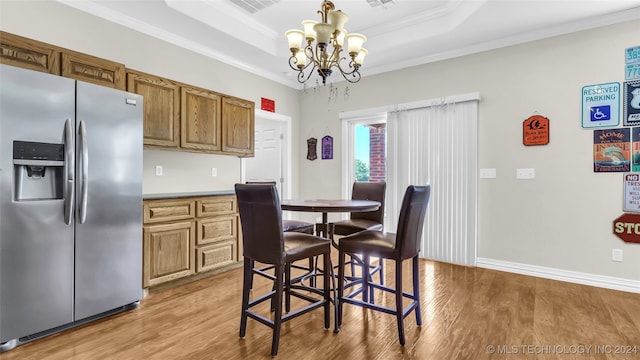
243,110,291,200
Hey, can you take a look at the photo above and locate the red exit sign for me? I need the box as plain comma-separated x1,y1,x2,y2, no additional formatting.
261,97,275,112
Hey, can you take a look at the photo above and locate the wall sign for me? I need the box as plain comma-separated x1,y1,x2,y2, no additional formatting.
632,127,640,171
624,174,640,212
625,46,640,80
321,135,333,160
624,80,640,126
581,82,620,128
593,128,630,172
261,97,275,112
523,115,549,145
613,213,640,244
306,137,317,160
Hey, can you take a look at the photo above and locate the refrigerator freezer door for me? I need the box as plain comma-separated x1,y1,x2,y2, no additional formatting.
74,81,143,320
0,64,75,342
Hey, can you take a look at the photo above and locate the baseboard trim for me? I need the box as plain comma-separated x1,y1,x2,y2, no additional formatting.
476,257,640,294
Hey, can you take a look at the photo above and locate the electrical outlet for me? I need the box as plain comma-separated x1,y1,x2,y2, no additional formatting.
516,168,535,179
211,167,217,177
155,165,163,177
480,168,496,178
612,248,623,262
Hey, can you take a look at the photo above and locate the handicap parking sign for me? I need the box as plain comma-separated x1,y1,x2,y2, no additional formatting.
582,82,620,128
590,105,610,121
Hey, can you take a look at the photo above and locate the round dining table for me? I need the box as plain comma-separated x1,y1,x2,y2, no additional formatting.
281,199,380,239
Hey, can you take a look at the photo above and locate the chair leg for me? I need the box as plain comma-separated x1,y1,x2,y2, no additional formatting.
309,256,316,288
379,258,385,285
395,259,405,346
362,255,370,304
240,258,252,338
413,255,422,326
248,259,255,290
337,250,346,326
271,264,285,356
323,252,331,330
285,262,292,313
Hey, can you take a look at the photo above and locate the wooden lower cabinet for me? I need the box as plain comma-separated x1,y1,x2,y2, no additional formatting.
143,221,195,287
143,195,240,288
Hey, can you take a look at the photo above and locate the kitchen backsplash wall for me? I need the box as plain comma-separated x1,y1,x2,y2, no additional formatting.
143,149,240,194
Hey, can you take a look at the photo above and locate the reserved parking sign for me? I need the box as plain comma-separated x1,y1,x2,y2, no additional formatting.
581,82,620,128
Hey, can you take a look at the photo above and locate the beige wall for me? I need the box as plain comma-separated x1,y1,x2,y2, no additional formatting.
297,21,640,282
0,0,302,196
2,1,639,284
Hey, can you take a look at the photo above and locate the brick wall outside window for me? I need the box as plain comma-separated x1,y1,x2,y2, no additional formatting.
368,123,386,183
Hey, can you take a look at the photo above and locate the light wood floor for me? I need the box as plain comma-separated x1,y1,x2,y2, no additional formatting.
1,258,639,360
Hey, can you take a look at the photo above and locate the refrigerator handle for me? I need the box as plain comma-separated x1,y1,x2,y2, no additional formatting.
63,118,75,225
79,120,88,224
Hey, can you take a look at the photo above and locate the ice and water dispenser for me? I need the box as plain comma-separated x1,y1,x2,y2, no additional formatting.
13,141,65,201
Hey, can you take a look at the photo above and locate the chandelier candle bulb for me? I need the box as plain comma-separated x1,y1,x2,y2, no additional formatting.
313,23,335,46
335,29,347,47
355,48,367,66
302,20,318,41
295,51,307,68
328,10,348,31
285,29,304,53
346,33,366,56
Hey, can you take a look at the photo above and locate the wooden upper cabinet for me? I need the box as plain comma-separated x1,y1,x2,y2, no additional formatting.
222,96,255,157
127,70,180,149
61,50,125,90
0,31,60,74
181,86,221,152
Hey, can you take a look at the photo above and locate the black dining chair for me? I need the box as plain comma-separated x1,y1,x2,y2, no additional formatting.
235,183,331,356
333,182,386,294
333,181,386,235
245,181,314,290
337,184,431,346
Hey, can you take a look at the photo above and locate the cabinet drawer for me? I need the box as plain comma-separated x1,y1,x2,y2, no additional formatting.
196,196,236,217
144,199,195,224
61,51,125,90
196,241,237,273
0,31,60,74
197,216,237,245
143,221,195,287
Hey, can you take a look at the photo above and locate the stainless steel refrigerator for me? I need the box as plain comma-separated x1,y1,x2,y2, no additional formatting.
0,64,143,351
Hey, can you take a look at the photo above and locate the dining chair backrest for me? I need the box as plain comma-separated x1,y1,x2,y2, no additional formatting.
350,182,386,223
235,183,285,265
395,185,431,260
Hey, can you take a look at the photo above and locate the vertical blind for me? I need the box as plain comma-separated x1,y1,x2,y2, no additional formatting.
386,97,478,266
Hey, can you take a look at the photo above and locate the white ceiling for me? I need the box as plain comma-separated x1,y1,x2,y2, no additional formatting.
58,0,640,88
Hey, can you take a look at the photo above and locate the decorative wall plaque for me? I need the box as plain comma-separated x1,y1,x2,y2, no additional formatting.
322,135,333,160
306,137,317,161
523,115,549,146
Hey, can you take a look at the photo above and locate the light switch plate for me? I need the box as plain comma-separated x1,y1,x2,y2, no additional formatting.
155,165,163,177
480,168,497,178
211,167,217,177
516,168,535,179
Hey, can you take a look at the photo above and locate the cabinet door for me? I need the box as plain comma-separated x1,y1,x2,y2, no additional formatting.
0,31,60,74
196,241,237,273
221,97,255,157
143,221,195,287
181,86,221,152
127,70,180,148
61,51,125,90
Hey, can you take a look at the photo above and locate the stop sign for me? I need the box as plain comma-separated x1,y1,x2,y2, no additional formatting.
613,213,640,243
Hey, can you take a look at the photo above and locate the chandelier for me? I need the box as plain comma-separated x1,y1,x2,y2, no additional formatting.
285,1,367,84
